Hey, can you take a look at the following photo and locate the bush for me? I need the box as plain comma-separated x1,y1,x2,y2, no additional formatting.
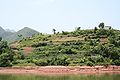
32,42,48,47
113,60,120,66
33,59,48,66
0,53,12,67
64,49,76,54
86,61,95,66
0,41,14,67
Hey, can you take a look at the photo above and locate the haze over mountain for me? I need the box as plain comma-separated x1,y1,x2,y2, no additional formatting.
5,29,16,33
0,26,39,43
0,26,5,33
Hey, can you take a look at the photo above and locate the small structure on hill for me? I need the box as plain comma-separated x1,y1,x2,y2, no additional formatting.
104,26,112,30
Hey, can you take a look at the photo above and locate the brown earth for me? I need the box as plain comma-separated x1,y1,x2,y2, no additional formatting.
23,47,34,54
0,66,120,75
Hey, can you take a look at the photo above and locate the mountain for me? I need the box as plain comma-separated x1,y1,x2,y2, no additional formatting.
0,27,39,43
0,26,6,36
0,26,5,32
0,26,14,39
5,29,16,33
16,27,39,38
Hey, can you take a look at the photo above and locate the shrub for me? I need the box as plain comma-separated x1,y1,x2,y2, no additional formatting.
33,59,48,66
0,53,12,67
32,42,48,47
113,60,120,66
86,61,95,66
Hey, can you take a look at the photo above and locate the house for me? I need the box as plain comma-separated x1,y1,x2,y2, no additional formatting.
104,26,112,29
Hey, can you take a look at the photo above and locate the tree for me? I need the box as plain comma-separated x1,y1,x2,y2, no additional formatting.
0,41,8,54
94,27,98,33
76,27,81,31
0,40,14,67
52,29,56,34
98,22,104,29
0,37,2,41
109,26,112,30
18,34,23,38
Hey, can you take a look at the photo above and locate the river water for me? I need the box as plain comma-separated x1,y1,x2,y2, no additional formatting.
0,74,119,80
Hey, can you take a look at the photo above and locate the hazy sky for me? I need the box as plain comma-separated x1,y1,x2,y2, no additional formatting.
0,0,120,33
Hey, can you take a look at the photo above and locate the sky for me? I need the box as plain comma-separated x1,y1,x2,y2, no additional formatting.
0,0,120,33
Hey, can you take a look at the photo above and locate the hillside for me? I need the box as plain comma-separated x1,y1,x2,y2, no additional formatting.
0,27,39,43
10,23,120,66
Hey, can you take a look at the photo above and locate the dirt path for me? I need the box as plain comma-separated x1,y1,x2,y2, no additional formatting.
0,66,120,75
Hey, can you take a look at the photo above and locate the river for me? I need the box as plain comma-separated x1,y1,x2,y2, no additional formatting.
0,74,119,80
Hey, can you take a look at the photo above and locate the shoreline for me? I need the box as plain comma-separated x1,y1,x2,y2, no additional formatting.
0,66,120,75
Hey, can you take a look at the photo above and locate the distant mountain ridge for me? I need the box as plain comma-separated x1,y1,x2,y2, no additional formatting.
0,26,5,33
0,26,14,39
0,26,39,43
5,29,16,33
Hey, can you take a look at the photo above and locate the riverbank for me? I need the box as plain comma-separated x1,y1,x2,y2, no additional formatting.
0,66,120,75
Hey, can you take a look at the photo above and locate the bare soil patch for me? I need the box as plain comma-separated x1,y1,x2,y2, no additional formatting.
0,66,120,75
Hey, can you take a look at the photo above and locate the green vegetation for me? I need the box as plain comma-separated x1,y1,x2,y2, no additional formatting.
0,38,14,67
0,23,120,67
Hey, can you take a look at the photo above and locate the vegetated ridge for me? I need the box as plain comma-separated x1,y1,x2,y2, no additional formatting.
0,23,120,67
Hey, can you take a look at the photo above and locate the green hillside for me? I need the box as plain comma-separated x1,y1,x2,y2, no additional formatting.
10,23,120,66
